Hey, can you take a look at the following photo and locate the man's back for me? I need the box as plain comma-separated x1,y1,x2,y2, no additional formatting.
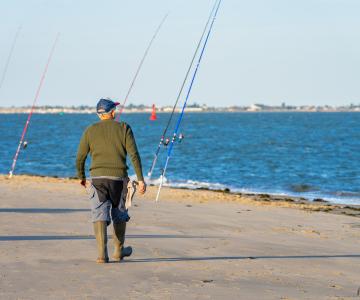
76,119,143,181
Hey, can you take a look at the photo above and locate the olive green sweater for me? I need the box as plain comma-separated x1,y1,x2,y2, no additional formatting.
76,119,144,181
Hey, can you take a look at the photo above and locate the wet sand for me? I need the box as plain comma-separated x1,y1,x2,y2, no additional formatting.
0,175,359,299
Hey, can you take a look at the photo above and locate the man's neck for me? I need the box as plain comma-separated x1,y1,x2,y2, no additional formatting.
99,116,114,121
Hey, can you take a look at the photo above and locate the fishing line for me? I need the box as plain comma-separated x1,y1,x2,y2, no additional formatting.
116,14,168,121
155,0,222,202
0,26,22,92
9,33,60,178
147,0,219,179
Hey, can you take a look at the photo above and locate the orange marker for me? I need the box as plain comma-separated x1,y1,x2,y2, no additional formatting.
150,104,157,121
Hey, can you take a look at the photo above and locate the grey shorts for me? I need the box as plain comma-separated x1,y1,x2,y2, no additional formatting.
88,177,130,224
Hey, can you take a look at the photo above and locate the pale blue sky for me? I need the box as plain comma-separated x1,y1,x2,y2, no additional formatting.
0,0,359,107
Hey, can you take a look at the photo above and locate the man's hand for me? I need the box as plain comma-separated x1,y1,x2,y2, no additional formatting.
80,179,87,188
138,180,146,195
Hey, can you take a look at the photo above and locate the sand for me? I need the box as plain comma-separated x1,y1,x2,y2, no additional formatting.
0,175,359,300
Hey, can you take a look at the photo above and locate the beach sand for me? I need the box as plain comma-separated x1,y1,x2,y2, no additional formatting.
0,175,359,299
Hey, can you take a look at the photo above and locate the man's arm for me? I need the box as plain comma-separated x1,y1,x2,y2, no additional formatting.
125,125,144,181
124,125,146,194
76,130,90,186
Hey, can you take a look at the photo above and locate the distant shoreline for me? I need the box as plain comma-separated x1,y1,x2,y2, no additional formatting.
1,109,359,114
1,103,360,114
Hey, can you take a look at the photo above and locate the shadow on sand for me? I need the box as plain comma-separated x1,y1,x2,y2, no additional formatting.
0,235,358,262
0,208,89,214
125,254,360,263
0,234,218,241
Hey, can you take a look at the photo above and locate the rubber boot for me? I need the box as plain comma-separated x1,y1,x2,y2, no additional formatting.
93,221,109,263
113,222,132,261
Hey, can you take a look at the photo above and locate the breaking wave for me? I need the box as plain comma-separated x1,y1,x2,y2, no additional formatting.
143,176,228,191
136,175,360,205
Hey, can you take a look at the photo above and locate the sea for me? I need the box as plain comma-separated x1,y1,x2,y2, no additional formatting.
1,112,359,204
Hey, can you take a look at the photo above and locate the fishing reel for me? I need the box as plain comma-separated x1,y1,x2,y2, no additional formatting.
22,141,28,149
162,133,185,147
163,138,170,147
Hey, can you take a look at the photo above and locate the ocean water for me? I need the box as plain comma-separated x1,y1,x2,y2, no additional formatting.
1,112,359,204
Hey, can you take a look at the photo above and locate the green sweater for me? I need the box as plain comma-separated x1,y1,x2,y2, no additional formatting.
76,119,144,181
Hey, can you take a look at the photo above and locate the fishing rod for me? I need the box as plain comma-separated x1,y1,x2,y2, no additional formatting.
0,26,22,92
155,0,222,202
116,14,168,121
147,0,219,179
9,33,60,178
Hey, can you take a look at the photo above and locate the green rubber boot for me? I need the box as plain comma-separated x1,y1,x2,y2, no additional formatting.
113,222,132,261
93,221,109,263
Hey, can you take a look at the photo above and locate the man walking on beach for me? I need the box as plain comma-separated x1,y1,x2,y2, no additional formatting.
76,98,146,263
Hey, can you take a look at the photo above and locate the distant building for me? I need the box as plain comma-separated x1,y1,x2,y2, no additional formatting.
247,104,262,111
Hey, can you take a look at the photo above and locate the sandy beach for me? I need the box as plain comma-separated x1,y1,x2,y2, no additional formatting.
0,175,359,299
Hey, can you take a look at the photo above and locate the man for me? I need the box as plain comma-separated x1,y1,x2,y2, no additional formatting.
76,98,146,263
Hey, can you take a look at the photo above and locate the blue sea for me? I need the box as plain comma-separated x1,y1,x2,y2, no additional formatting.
1,112,359,204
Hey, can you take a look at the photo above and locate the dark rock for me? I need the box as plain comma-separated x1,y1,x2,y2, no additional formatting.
202,280,213,283
344,206,360,211
313,198,328,203
259,194,271,198
284,198,295,202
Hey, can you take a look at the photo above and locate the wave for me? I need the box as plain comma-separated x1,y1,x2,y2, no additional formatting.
143,176,229,191
330,191,360,197
135,175,360,205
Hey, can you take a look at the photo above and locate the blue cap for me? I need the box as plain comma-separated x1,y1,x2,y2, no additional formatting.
96,99,120,114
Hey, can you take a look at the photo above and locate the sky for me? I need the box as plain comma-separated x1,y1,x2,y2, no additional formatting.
0,0,359,108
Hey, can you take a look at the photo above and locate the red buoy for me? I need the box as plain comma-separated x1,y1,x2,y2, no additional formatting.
150,104,157,121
